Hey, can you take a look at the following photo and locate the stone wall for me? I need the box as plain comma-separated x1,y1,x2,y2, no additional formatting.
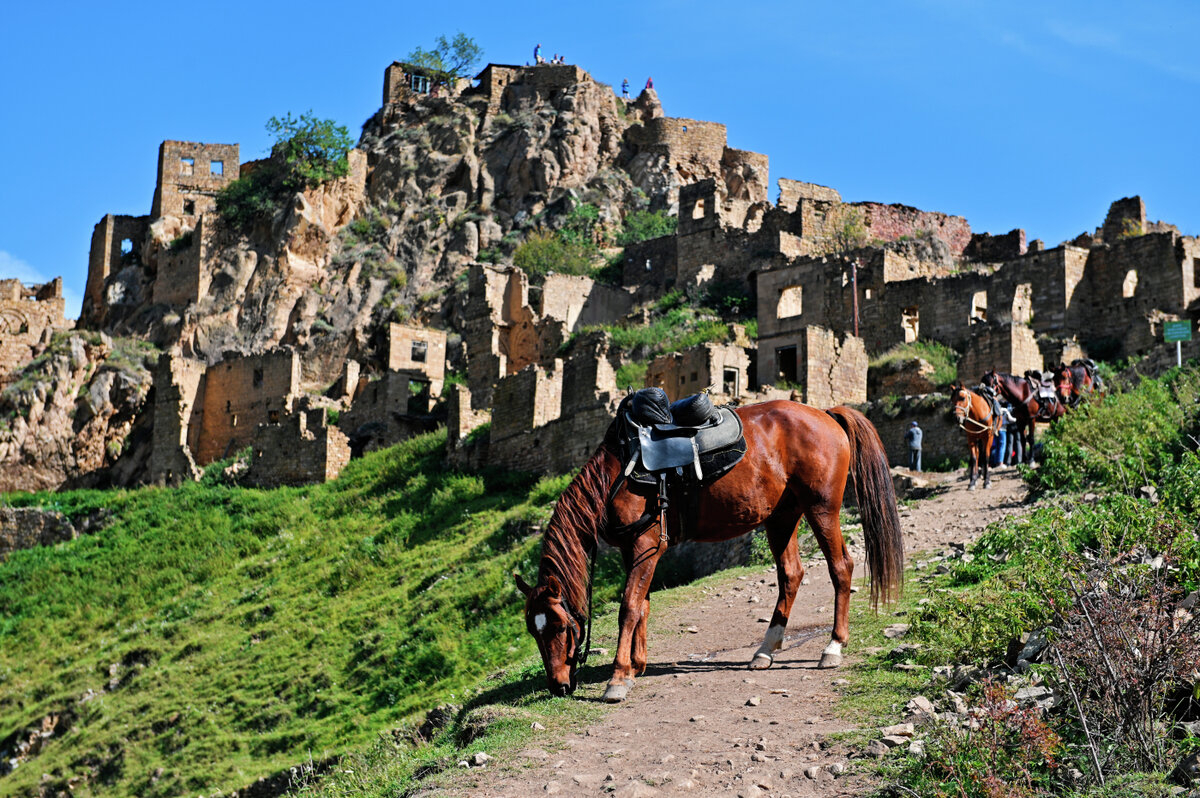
856,202,973,254
245,409,351,488
0,277,68,385
491,361,564,441
153,214,209,306
645,343,751,402
148,352,206,485
756,326,867,408
0,508,76,561
151,140,240,220
863,394,963,470
957,321,1043,383
777,179,841,212
965,229,1027,262
194,349,301,465
388,323,447,395
84,214,150,324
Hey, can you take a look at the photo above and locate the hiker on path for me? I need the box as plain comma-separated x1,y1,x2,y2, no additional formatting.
905,420,923,472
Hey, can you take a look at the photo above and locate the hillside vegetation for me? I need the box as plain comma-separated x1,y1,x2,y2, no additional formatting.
0,432,625,797
854,366,1200,795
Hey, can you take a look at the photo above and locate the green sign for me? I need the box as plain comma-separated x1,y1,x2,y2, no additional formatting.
1164,320,1192,343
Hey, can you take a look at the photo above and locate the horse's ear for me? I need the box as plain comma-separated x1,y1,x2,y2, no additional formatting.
545,575,563,597
514,573,533,597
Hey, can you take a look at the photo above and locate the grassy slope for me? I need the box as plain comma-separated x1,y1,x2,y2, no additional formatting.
0,431,585,797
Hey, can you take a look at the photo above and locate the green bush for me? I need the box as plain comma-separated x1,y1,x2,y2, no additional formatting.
614,361,647,390
512,232,595,280
616,209,676,245
217,112,352,230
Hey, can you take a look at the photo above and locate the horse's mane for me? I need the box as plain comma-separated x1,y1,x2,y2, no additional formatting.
537,444,617,614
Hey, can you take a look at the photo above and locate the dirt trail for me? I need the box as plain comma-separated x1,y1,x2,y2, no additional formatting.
460,467,1030,798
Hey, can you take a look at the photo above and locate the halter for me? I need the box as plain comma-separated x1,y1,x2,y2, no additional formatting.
952,388,997,434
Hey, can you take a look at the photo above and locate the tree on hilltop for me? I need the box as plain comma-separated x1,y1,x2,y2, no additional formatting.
216,111,353,229
405,33,483,87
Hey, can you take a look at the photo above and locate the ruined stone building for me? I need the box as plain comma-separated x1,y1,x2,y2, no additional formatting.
149,347,349,486
0,277,69,387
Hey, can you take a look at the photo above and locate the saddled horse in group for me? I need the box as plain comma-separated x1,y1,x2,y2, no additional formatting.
949,383,1001,490
1056,358,1105,407
981,369,1070,463
515,394,904,702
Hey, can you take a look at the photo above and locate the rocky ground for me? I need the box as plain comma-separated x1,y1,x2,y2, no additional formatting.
440,466,1030,797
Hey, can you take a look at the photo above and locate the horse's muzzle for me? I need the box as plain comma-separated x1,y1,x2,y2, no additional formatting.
549,680,574,697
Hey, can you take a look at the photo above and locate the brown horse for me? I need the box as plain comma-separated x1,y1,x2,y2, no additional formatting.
950,383,1000,490
515,400,904,702
981,370,1068,463
1059,358,1104,406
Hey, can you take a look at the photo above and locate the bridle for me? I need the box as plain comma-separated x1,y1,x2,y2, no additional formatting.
953,387,996,434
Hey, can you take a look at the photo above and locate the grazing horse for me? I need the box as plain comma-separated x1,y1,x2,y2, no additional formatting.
515,400,904,702
981,370,1068,463
950,384,1000,490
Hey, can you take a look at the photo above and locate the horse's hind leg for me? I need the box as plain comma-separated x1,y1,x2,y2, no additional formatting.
750,515,805,669
808,504,854,669
632,595,650,675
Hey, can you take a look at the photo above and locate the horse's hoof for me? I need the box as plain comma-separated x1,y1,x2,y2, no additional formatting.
818,652,843,669
968,484,977,492
602,680,633,703
749,652,774,670
984,481,992,489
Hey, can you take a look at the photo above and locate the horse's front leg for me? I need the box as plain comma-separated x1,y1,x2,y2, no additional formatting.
751,516,804,669
603,531,665,702
967,441,978,491
983,434,993,488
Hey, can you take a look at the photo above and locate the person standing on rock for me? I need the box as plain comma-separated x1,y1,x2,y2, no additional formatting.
534,43,543,64
622,78,630,99
905,420,923,472
645,76,654,91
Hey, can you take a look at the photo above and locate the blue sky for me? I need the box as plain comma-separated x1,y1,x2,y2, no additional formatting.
3,0,1198,319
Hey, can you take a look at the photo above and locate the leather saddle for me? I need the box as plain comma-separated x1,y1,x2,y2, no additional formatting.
608,388,748,543
621,388,746,483
1023,370,1060,417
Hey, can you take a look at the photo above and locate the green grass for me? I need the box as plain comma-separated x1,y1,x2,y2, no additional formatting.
0,431,622,797
868,340,959,388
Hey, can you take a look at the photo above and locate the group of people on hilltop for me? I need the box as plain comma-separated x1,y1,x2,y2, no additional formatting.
903,400,1022,473
532,44,568,65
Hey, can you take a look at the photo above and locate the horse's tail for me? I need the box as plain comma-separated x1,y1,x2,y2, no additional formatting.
825,406,904,609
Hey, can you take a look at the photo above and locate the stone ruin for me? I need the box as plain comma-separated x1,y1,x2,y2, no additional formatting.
0,277,70,388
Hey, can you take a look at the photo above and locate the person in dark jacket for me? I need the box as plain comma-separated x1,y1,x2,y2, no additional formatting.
904,420,923,472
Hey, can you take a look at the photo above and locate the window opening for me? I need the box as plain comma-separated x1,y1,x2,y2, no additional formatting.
690,371,699,383
692,197,706,220
407,379,431,415
411,341,428,363
1122,270,1138,299
410,73,431,94
722,367,739,396
183,198,196,215
775,345,798,385
1194,258,1200,289
120,239,133,255
180,157,194,176
970,290,988,323
777,285,803,318
268,410,280,424
902,306,920,344
253,368,263,388
210,160,224,176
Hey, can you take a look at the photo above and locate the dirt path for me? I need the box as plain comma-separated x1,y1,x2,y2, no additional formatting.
459,467,1030,797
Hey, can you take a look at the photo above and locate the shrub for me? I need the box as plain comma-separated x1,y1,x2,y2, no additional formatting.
616,209,676,245
870,339,959,387
217,112,352,230
702,279,753,320
614,362,647,390
512,232,594,280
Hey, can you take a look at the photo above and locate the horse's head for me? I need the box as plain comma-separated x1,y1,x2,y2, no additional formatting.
981,370,997,390
516,573,582,696
1054,363,1076,404
949,383,971,424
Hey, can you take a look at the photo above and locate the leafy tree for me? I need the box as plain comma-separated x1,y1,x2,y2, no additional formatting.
265,111,353,190
405,33,483,87
616,209,677,245
216,112,352,229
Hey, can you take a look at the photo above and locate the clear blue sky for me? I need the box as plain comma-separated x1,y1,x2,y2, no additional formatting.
3,0,1198,319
